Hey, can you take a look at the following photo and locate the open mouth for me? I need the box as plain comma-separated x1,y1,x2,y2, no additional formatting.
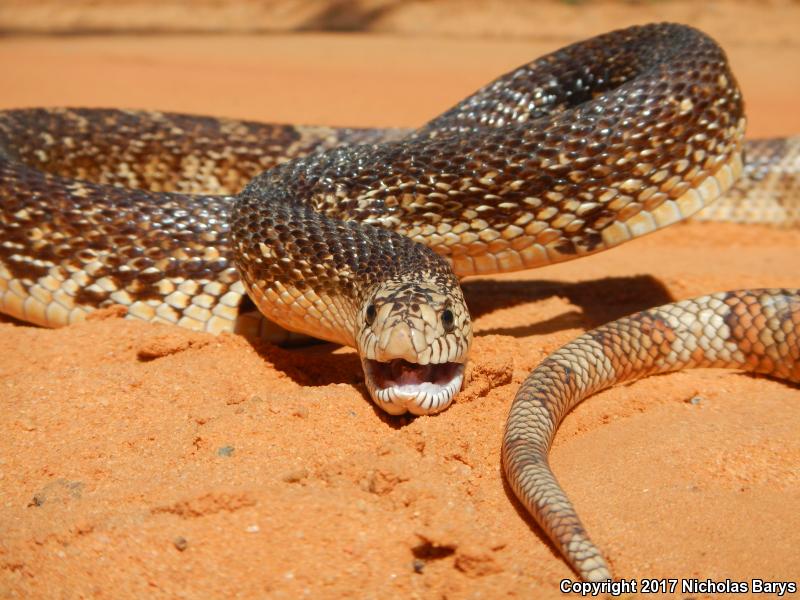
362,358,466,415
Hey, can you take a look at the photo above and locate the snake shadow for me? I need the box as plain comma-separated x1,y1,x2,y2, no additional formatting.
248,274,673,421
462,274,674,337
246,335,417,427
498,469,590,574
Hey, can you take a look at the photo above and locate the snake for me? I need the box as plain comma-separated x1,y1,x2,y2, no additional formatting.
1,23,798,580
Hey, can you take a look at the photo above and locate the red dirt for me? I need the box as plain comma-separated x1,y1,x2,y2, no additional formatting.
1,6,799,598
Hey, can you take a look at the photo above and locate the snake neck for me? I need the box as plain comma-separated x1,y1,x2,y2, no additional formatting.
231,174,472,414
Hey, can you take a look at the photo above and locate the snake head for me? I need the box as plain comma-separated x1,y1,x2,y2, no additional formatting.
356,280,472,415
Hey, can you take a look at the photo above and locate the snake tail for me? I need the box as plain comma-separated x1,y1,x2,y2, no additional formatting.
502,289,800,581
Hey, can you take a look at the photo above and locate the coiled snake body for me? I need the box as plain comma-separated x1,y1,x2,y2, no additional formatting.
1,24,798,580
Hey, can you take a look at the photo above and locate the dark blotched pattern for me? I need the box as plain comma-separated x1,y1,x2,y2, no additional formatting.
0,23,782,343
0,109,396,331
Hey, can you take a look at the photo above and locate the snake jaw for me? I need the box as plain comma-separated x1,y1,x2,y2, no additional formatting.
361,357,466,415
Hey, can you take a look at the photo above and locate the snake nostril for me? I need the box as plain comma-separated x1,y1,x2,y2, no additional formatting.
365,304,377,326
441,308,454,332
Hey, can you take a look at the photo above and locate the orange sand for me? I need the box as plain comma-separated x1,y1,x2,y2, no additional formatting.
1,10,799,599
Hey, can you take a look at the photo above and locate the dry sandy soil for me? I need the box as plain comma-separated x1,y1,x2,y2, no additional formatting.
1,3,799,599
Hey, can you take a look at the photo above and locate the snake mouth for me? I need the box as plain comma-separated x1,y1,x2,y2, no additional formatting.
362,358,466,416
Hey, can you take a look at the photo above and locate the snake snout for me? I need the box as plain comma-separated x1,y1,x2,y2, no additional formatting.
374,321,427,364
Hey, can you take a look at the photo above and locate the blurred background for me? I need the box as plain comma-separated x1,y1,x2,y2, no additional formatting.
1,0,798,42
0,0,798,134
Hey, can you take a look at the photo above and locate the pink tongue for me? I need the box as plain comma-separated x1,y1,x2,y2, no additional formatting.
390,361,431,386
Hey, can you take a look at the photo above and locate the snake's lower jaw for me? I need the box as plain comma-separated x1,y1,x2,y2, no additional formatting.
361,358,466,415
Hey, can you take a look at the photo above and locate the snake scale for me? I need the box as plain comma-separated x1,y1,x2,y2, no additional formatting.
1,23,798,580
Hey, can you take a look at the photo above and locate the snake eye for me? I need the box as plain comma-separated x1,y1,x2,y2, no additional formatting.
441,308,455,332
365,304,377,326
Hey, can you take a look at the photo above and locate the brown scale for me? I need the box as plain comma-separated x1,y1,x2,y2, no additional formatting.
237,23,744,289
0,23,758,335
0,108,395,195
229,23,746,350
0,159,234,304
696,136,800,226
0,109,395,330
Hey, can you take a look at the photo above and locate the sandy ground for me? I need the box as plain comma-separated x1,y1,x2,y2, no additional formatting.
1,8,800,599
